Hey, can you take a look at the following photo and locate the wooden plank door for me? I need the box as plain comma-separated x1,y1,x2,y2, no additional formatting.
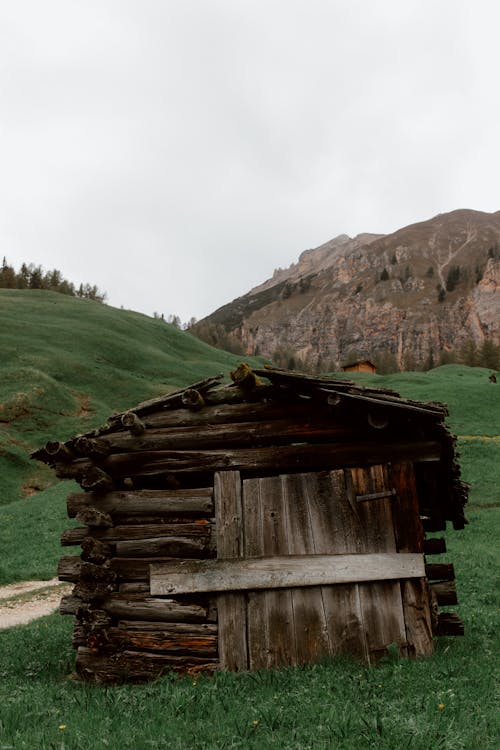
212,464,431,670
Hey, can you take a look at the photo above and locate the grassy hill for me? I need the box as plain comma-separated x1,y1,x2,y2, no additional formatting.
0,289,266,505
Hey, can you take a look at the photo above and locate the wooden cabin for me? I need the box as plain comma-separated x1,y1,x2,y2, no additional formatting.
33,365,467,684
342,359,377,374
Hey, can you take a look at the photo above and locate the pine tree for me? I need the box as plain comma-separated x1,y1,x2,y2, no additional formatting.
380,268,389,281
445,265,461,292
478,340,500,370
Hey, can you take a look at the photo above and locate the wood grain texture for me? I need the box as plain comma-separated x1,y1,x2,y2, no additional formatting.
75,646,218,684
244,476,298,669
104,596,208,622
349,466,407,660
98,441,441,478
391,462,434,657
62,522,214,546
301,471,367,660
67,489,213,518
214,471,248,671
150,553,425,595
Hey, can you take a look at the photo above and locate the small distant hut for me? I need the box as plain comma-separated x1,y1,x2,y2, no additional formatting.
342,359,377,374
34,365,467,684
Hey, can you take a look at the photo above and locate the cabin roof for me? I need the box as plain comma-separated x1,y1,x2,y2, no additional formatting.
32,365,468,529
341,359,377,370
104,365,448,423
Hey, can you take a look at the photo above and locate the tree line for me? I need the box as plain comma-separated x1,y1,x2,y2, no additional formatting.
0,258,106,302
188,316,500,373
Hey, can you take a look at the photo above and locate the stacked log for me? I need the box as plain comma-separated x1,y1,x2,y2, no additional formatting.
58,486,218,683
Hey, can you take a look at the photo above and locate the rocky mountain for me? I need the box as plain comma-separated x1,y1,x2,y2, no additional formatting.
192,209,500,370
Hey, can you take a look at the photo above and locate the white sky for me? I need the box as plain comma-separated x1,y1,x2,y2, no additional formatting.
1,0,499,322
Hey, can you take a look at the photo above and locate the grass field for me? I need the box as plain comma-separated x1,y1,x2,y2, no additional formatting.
0,507,497,749
0,289,265,506
0,290,498,748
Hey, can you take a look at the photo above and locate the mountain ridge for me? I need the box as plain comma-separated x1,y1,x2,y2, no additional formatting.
192,208,500,370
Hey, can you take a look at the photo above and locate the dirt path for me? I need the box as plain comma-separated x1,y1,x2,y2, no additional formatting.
0,579,72,629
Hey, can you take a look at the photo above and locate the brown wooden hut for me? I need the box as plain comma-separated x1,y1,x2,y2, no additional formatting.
33,365,467,684
342,359,377,374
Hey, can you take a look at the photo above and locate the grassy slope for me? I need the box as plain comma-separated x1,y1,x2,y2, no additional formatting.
0,289,263,505
0,510,497,749
0,289,265,583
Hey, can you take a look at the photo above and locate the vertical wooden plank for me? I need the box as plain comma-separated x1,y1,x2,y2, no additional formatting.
282,474,331,664
357,579,407,659
400,579,434,657
244,477,297,669
261,477,297,668
354,465,396,551
391,462,425,553
305,470,368,660
349,465,407,661
214,471,248,671
392,462,434,658
215,470,244,558
243,477,268,670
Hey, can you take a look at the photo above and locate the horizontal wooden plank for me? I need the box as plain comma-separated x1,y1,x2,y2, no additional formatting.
58,555,81,582
430,580,458,606
117,621,218,635
114,535,213,558
104,627,218,656
75,646,218,684
142,399,316,429
104,596,209,622
93,419,361,455
150,553,425,596
423,537,447,555
62,521,213,546
67,489,213,518
436,612,464,636
425,563,455,581
100,441,441,478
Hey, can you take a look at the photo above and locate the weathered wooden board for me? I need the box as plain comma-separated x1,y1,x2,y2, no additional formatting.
67,489,213,518
62,522,213,546
98,441,441,478
115,536,212,558
349,466,407,659
391,461,433,657
93,419,361,454
288,474,335,663
244,476,298,669
214,470,248,671
150,553,425,595
423,537,447,555
75,646,218,684
104,596,208,622
430,580,458,605
299,470,366,660
104,627,218,656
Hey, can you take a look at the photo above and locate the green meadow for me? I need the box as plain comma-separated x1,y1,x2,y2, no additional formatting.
0,289,498,749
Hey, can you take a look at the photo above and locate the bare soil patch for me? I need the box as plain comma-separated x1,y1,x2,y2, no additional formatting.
0,579,72,629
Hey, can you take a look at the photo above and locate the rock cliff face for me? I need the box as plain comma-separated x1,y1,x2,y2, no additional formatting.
193,209,500,370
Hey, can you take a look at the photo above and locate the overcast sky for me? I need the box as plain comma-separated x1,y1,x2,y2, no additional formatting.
1,1,499,322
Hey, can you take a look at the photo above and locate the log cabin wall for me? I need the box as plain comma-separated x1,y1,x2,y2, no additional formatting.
34,366,467,684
